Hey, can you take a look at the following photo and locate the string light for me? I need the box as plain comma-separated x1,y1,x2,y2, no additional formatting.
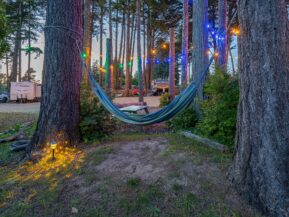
231,27,240,36
162,43,168,49
81,52,87,59
151,49,156,55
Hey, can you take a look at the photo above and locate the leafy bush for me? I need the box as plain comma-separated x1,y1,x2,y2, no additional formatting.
159,93,171,107
160,92,198,131
169,108,199,131
80,83,116,143
195,69,239,149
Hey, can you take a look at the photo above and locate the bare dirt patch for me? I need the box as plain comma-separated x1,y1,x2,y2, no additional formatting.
63,136,261,217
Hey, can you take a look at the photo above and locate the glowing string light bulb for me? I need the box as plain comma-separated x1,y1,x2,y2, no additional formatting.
162,43,168,49
82,52,87,59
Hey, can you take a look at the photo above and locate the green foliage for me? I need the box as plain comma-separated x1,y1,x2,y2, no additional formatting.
169,108,199,131
195,69,239,149
86,146,114,165
80,83,116,143
127,178,141,187
160,93,199,131
159,93,171,107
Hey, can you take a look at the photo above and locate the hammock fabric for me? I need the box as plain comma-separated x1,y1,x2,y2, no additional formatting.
85,57,213,125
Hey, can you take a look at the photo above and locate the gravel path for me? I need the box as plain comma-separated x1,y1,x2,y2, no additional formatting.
0,103,40,113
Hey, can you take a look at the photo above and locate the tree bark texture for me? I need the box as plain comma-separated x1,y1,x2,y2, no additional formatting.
137,0,143,102
83,0,92,83
99,6,104,86
217,0,227,70
11,28,20,82
105,38,112,91
192,0,209,100
229,1,289,216
182,0,189,86
32,0,82,147
125,3,131,95
169,28,175,99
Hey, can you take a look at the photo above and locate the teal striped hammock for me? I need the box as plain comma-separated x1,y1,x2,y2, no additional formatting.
85,57,213,125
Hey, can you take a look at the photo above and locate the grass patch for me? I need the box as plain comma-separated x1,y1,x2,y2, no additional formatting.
166,134,232,165
127,178,141,187
121,184,163,217
86,146,113,165
0,113,38,132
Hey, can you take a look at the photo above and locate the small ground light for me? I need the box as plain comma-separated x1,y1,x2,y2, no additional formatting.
51,141,57,161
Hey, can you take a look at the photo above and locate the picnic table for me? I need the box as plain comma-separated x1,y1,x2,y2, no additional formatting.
120,105,149,114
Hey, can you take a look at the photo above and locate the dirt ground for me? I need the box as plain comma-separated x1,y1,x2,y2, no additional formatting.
0,103,40,113
60,136,260,217
0,97,161,114
0,132,262,217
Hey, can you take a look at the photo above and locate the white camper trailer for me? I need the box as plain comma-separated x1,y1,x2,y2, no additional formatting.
10,82,41,102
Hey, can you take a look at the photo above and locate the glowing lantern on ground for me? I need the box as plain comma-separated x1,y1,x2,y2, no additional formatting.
50,141,57,161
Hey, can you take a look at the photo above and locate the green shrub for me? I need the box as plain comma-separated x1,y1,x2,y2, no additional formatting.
195,69,239,149
80,83,117,143
169,108,199,131
160,93,171,107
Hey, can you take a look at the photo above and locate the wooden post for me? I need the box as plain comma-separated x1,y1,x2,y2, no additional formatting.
169,28,175,99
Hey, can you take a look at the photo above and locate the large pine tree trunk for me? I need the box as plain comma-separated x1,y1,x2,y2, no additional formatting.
18,1,22,82
217,0,227,70
11,29,20,82
99,6,104,87
83,0,92,83
169,28,175,99
114,0,119,63
109,0,113,91
192,0,208,100
125,2,131,95
181,0,189,86
32,0,82,147
18,44,22,82
229,1,289,216
5,53,9,91
142,2,146,77
130,17,137,85
137,0,143,103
